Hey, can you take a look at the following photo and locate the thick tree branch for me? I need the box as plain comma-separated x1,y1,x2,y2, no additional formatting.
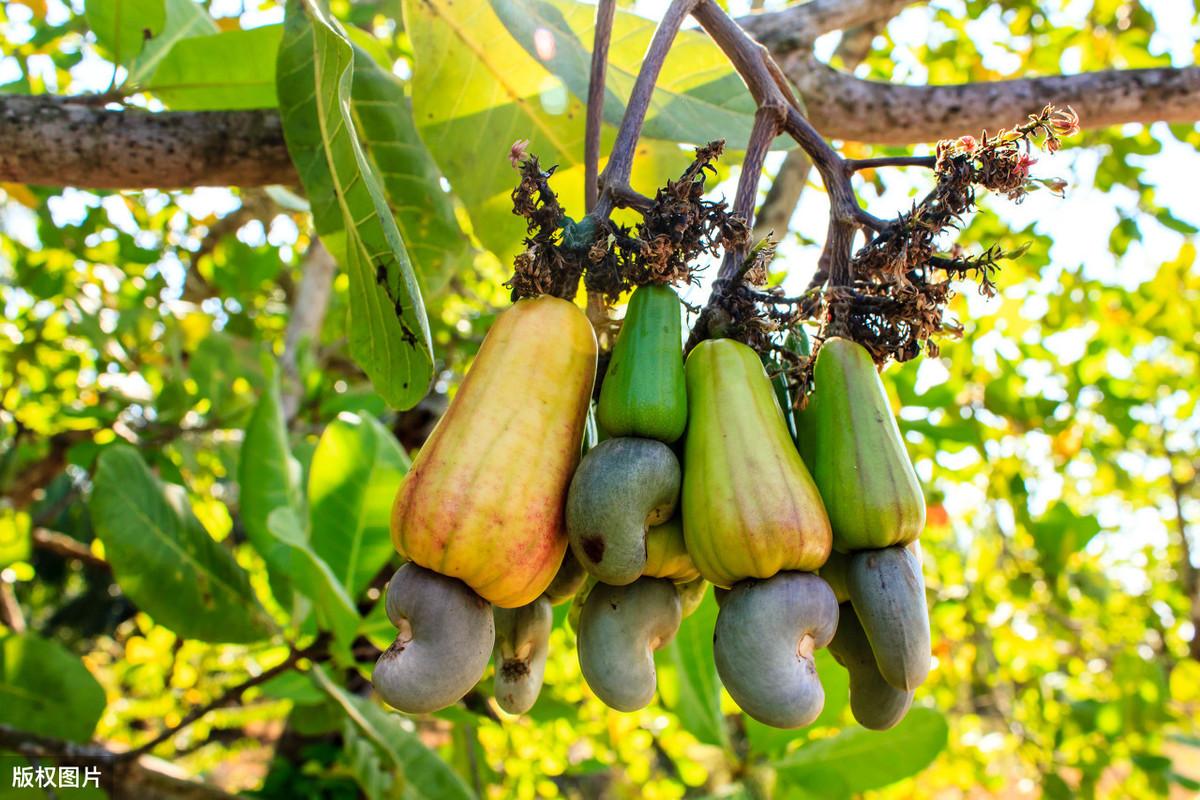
736,0,919,51
0,94,295,189
784,56,1200,144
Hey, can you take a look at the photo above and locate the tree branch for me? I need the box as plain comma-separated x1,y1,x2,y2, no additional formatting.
752,16,888,242
122,634,330,760
0,94,295,189
585,0,617,214
783,56,1200,144
736,0,919,51
33,527,112,572
0,724,241,800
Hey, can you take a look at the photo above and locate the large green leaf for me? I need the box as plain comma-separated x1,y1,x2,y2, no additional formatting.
144,25,283,109
489,0,756,145
86,0,167,68
657,592,729,748
312,666,477,800
278,0,434,410
267,507,359,647
126,0,219,85
349,48,474,295
239,368,305,603
309,413,408,598
772,707,949,793
1030,500,1102,578
0,633,106,743
403,0,695,265
89,446,275,643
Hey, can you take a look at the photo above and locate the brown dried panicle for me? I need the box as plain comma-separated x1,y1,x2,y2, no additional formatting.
506,155,586,301
804,104,1077,365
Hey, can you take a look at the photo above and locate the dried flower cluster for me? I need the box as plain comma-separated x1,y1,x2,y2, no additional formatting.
804,104,1078,365
506,142,746,303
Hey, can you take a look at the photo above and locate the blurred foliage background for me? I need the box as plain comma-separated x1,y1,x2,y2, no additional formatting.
1,0,1199,798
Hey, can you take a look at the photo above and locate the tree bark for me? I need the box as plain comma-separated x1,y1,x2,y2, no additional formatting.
1,18,1199,187
0,95,295,189
784,56,1200,144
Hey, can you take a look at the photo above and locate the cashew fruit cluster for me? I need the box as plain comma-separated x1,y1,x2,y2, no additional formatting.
803,338,932,729
564,284,708,712
374,296,597,715
373,291,932,731
683,338,839,728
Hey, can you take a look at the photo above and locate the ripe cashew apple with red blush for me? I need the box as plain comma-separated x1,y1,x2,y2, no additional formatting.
681,338,831,588
391,296,597,608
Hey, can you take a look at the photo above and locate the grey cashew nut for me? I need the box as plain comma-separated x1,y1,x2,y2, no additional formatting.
846,545,930,691
577,577,681,712
828,602,913,730
714,571,839,729
492,596,553,714
372,563,494,714
566,437,681,586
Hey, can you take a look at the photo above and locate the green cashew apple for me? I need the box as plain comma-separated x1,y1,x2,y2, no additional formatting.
676,576,708,618
682,338,831,588
577,577,682,711
819,549,851,604
597,284,688,443
828,602,913,730
847,545,930,691
643,516,700,583
567,437,681,585
796,337,925,552
542,549,587,606
493,597,553,714
713,571,839,728
373,564,494,714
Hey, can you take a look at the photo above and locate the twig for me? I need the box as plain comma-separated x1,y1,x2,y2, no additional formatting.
585,0,617,213
33,527,112,572
121,634,331,760
845,155,937,173
594,0,699,218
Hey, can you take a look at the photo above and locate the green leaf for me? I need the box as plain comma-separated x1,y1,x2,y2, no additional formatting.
772,707,948,793
144,25,283,110
404,0,695,264
126,0,219,85
277,0,434,411
349,47,473,295
267,507,360,647
1030,500,1101,578
0,505,32,567
90,445,274,643
309,413,408,598
239,368,305,603
489,0,756,145
86,0,167,67
312,666,477,800
0,633,107,743
657,593,729,748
